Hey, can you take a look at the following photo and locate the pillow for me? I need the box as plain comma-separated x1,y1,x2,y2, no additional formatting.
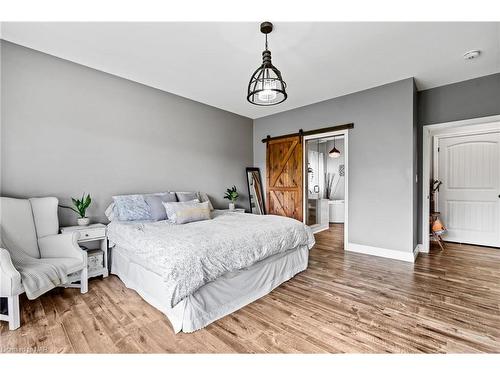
112,194,151,221
198,191,215,211
163,200,210,224
104,202,116,221
176,191,214,211
175,191,199,202
144,192,177,221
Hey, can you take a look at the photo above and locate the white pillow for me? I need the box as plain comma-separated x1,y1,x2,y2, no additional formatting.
104,202,116,221
162,200,210,224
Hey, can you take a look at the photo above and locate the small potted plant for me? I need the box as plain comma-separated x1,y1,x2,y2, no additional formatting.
61,193,92,226
224,186,239,211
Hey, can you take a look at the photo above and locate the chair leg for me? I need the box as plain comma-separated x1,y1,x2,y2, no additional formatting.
8,295,20,330
80,267,88,294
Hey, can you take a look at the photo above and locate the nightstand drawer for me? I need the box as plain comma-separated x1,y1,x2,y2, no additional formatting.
77,227,106,241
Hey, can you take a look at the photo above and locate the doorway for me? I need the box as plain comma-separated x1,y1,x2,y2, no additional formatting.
422,115,500,251
303,130,349,245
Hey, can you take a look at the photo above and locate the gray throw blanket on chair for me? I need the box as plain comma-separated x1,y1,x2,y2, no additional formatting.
12,252,68,300
1,244,68,300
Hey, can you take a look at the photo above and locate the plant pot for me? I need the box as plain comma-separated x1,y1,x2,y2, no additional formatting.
229,203,235,211
77,217,90,226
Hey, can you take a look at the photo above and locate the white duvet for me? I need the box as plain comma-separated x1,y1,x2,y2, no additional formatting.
107,211,315,307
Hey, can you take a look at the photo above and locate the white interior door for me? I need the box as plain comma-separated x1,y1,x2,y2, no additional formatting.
437,132,500,247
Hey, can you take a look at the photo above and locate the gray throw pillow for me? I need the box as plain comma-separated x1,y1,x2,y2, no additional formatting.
144,192,177,221
176,191,200,202
112,194,151,221
162,200,210,224
198,191,215,211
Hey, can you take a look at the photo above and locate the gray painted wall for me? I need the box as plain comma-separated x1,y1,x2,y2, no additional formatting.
1,41,253,226
416,73,500,242
418,73,500,126
254,78,416,254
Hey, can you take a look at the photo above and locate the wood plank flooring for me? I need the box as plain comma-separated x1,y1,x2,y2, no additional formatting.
1,224,499,353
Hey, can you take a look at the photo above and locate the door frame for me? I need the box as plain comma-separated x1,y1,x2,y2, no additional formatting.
422,115,500,252
303,129,349,246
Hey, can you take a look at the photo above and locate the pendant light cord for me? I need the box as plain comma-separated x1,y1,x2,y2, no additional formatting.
265,34,268,50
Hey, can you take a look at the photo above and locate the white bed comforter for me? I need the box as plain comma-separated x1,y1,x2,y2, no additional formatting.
107,211,315,307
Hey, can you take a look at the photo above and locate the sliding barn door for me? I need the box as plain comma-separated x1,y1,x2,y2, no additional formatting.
266,135,303,221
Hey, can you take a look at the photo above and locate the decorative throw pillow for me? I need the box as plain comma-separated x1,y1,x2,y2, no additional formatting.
162,200,210,224
175,191,200,202
112,194,151,221
176,191,214,210
198,191,215,211
144,192,177,221
104,202,116,221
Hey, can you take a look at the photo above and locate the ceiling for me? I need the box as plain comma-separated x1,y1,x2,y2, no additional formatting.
1,22,499,119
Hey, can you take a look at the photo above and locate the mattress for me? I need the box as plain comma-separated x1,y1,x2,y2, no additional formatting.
111,244,309,333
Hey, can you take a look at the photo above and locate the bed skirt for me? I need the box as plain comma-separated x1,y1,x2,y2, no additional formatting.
111,245,309,333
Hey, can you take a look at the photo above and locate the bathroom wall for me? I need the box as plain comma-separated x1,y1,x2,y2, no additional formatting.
307,141,325,196
325,138,345,200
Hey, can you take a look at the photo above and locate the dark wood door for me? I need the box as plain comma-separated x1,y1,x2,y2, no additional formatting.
266,135,303,221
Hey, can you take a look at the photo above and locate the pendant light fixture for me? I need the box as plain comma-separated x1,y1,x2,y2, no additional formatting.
329,137,341,158
247,22,287,106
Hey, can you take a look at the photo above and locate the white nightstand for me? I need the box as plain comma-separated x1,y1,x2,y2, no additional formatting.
60,223,109,278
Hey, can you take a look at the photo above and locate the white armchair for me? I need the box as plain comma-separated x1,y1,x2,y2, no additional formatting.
0,197,88,330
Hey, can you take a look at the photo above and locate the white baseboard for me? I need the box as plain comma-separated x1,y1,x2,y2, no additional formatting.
419,242,430,253
310,224,329,234
413,244,423,259
346,242,416,263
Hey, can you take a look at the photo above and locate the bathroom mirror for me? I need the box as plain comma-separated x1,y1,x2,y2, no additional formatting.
246,167,266,215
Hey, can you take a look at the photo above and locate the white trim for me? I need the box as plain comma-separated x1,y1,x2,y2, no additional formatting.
425,115,500,133
422,115,500,252
310,225,329,234
344,132,349,249
422,126,431,252
346,242,416,263
417,243,428,254
303,129,349,247
414,244,423,257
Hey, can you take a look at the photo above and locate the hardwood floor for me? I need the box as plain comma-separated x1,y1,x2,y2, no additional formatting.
1,224,499,353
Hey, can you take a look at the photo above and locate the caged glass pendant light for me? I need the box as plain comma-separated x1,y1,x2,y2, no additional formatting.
247,22,287,106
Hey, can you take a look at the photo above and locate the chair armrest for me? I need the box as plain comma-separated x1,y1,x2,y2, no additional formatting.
38,233,86,263
0,248,22,297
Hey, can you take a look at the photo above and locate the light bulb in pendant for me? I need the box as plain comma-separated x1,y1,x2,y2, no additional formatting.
258,79,277,102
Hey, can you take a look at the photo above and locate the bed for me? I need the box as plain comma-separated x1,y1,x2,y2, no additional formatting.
107,210,315,333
